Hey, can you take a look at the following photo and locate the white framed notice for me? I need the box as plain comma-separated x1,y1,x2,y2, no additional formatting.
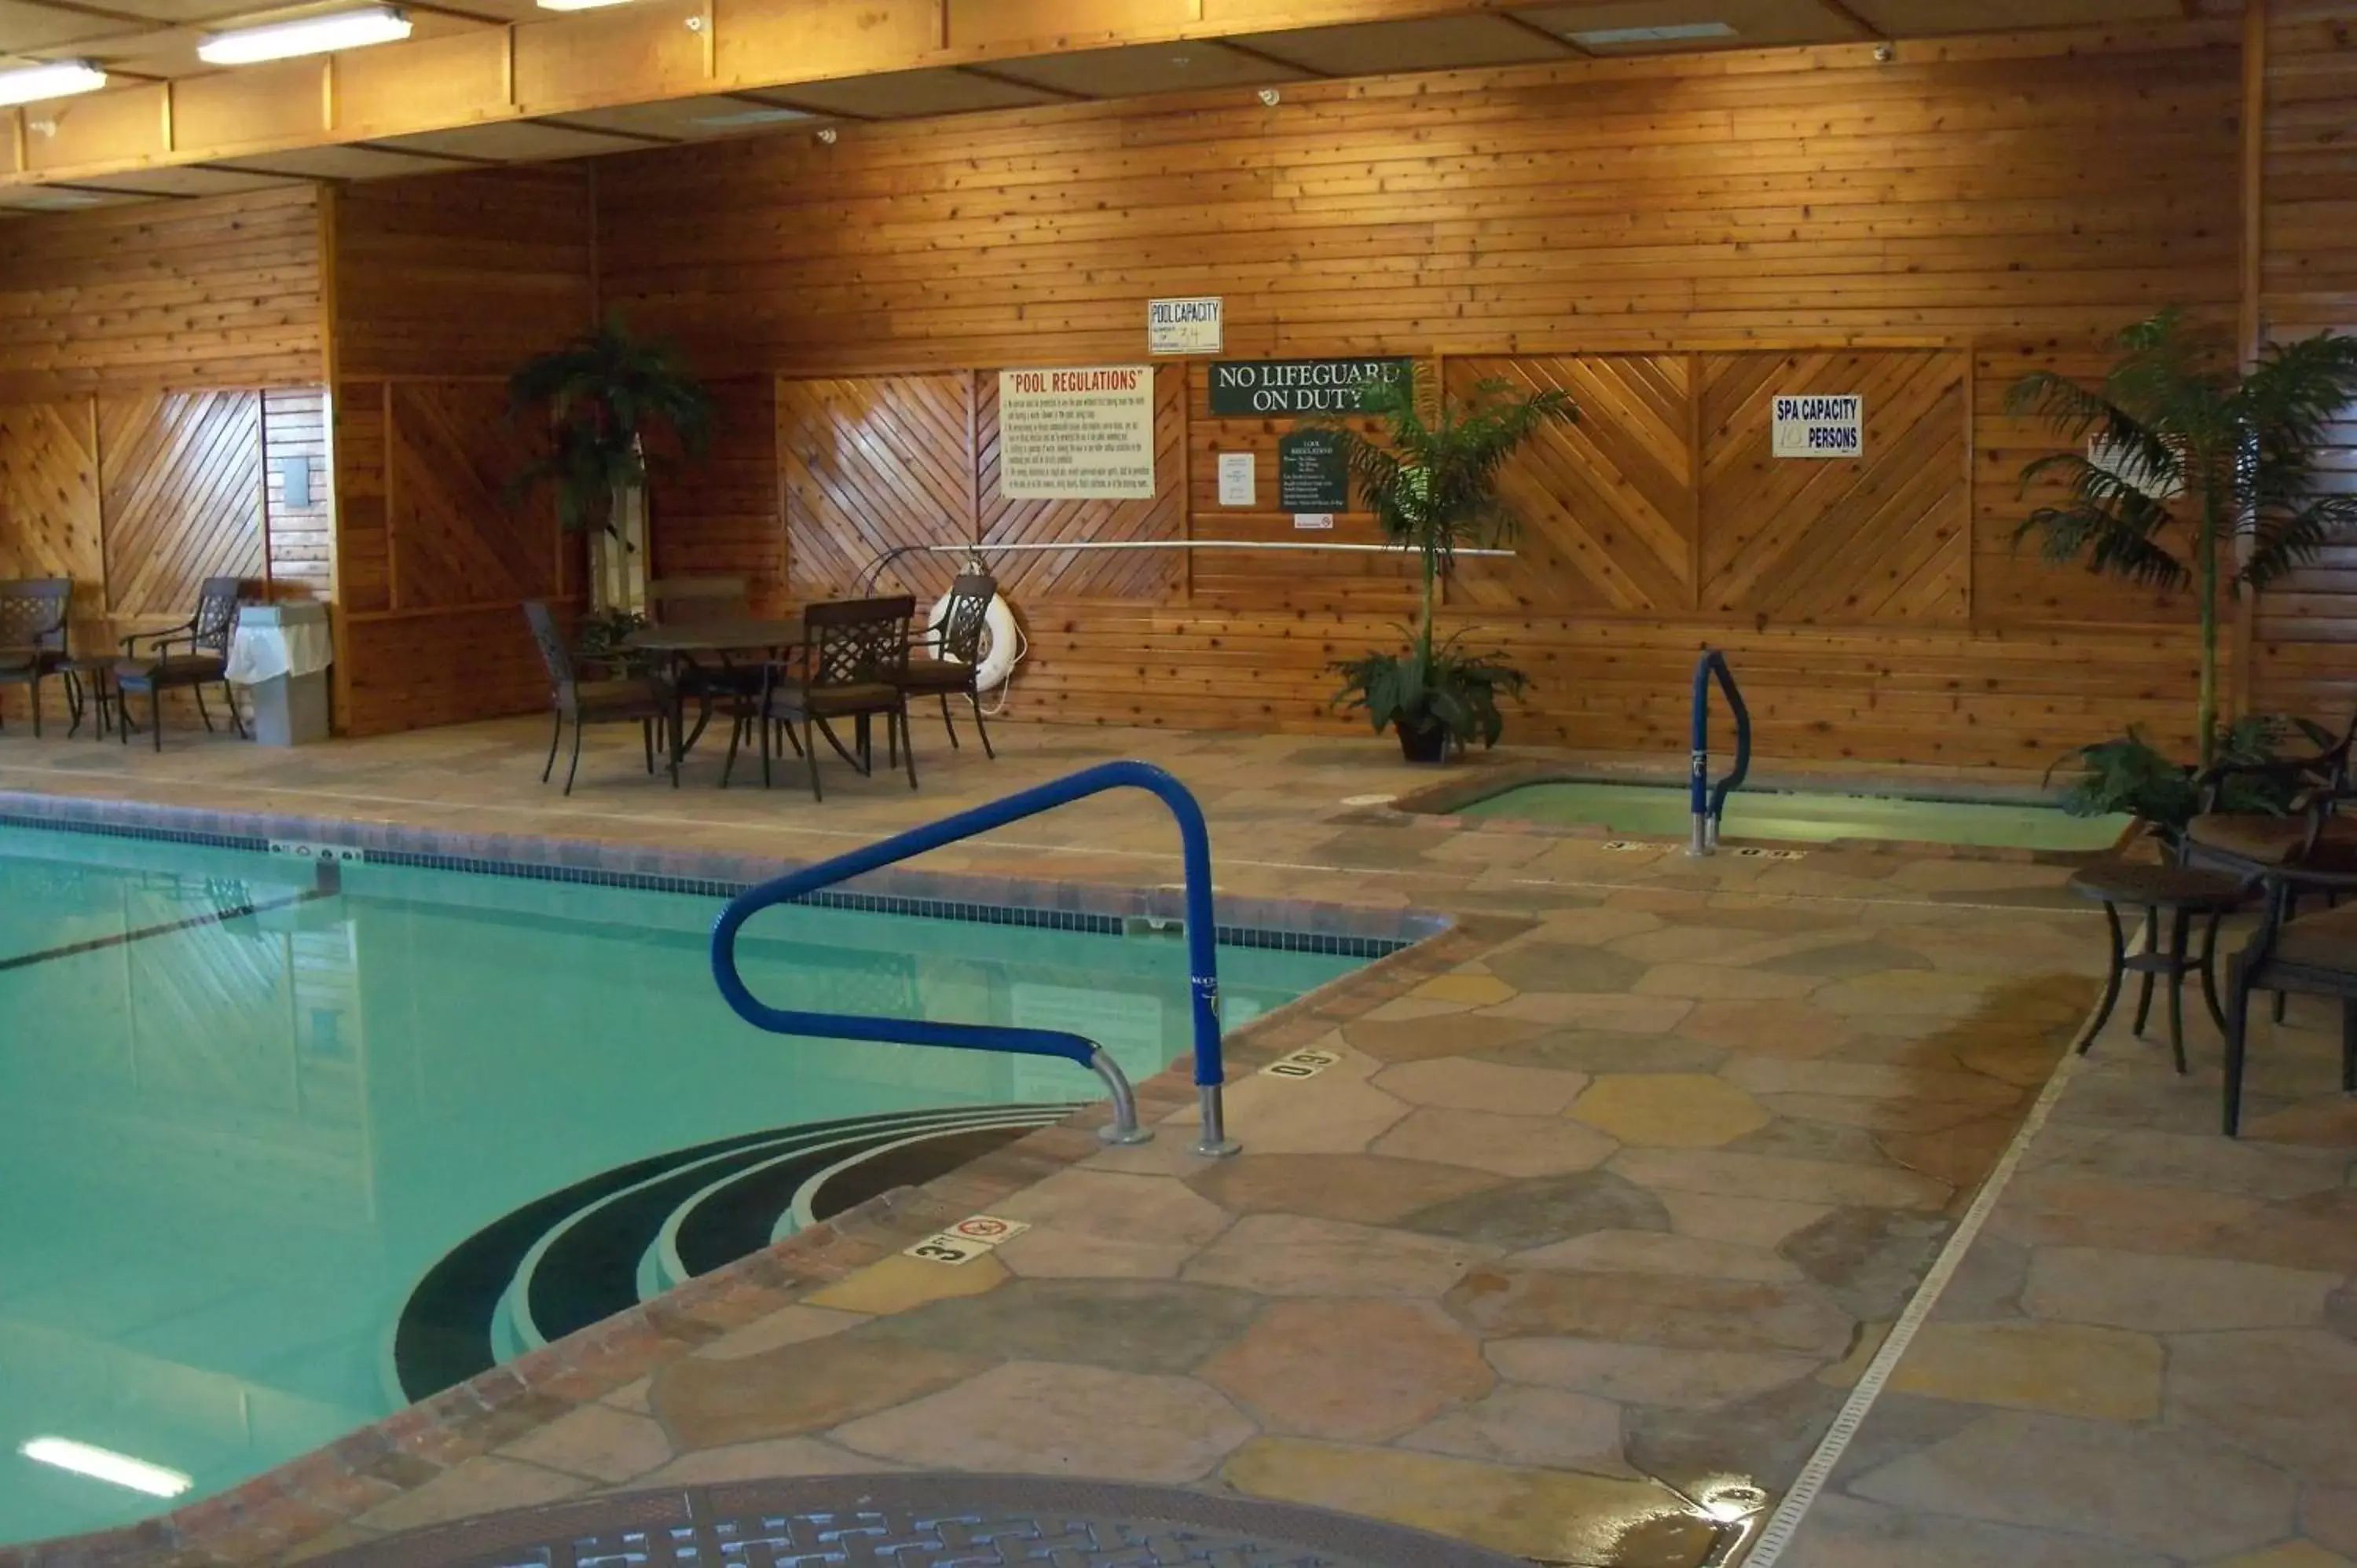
1217,452,1255,506
1149,297,1222,355
1771,395,1864,460
997,367,1157,499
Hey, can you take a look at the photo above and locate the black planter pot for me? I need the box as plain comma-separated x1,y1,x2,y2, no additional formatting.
1395,719,1451,764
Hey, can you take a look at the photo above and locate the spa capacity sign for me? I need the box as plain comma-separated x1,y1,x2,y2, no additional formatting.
1772,394,1864,459
1209,357,1413,416
998,366,1157,499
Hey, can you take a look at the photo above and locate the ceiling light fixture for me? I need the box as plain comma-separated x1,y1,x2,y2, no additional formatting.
1566,22,1737,46
198,5,412,65
537,0,633,13
19,1438,192,1499
0,60,108,107
688,105,810,128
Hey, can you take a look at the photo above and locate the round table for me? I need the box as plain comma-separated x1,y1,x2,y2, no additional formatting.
2067,861,2253,1072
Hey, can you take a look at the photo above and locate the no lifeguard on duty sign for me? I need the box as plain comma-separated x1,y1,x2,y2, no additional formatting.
1772,394,1864,460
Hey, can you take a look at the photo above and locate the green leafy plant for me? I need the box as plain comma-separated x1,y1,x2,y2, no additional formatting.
2051,714,2338,833
575,606,648,670
508,316,716,537
2010,309,2357,763
1325,376,1576,755
1333,630,1527,752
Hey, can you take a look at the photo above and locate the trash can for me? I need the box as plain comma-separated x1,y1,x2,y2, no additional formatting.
228,601,332,746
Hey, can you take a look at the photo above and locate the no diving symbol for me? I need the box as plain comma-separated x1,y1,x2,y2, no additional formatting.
949,1215,1028,1243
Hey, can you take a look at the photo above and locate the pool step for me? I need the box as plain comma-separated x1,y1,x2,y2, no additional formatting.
394,1103,1075,1402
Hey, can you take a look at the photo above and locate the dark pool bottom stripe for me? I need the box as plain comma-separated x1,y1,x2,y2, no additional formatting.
0,877,338,972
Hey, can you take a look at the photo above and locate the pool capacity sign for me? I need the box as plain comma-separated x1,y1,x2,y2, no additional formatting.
1772,394,1865,459
1148,296,1222,354
997,366,1157,499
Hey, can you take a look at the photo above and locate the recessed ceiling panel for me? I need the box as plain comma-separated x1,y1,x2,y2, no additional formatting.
761,67,1063,118
1517,0,1865,51
214,141,461,177
985,38,1307,97
1242,15,1574,75
64,163,299,193
372,119,643,160
1845,0,2183,32
546,93,823,140
0,184,147,208
0,0,144,57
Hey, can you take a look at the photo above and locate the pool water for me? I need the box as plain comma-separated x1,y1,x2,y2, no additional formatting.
0,826,1362,1547
1459,780,2133,852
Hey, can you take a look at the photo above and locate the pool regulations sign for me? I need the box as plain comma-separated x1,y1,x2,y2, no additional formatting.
1771,394,1864,459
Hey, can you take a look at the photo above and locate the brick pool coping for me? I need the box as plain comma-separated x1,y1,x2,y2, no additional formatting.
0,791,1501,1568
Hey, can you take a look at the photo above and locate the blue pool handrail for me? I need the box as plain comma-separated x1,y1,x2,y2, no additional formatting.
1688,649,1753,857
710,760,1237,1157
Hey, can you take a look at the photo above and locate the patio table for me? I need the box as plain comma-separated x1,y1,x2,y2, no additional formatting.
625,616,805,782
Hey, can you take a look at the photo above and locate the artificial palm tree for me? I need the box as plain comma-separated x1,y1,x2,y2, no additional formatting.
509,317,715,617
1329,375,1576,760
2011,309,2357,763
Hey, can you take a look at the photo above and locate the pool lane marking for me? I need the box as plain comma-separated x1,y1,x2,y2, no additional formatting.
0,862,339,973
1732,937,2117,1566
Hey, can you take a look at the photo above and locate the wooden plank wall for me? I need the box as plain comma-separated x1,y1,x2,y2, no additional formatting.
331,167,596,736
0,388,327,727
0,186,328,731
597,25,2244,767
2249,0,2357,724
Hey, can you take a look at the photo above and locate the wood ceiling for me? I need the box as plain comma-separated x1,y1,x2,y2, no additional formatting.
0,0,2238,207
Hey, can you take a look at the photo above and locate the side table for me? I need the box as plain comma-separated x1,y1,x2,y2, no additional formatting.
2067,861,2253,1072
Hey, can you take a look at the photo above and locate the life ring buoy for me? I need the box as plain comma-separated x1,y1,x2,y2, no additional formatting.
926,591,1020,694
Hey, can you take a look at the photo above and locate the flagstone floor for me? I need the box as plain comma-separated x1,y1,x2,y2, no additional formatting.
0,718,2348,1568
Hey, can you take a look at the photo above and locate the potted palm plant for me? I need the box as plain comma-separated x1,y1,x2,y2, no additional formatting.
2011,309,2357,819
1329,375,1575,762
509,316,715,624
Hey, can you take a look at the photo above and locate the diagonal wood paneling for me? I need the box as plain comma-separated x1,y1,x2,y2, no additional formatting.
1699,350,1969,625
981,366,1184,604
1446,354,1695,614
100,390,264,619
388,381,557,610
0,400,103,633
782,373,974,600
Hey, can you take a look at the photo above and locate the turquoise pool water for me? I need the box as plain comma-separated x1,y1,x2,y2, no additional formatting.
1459,780,2133,852
0,825,1362,1547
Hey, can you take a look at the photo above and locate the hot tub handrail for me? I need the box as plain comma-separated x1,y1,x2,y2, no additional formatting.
1688,649,1752,857
709,760,1237,1156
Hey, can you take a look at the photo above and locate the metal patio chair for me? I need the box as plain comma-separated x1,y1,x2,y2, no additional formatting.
522,600,674,795
899,572,998,759
754,595,917,801
114,577,246,750
2221,861,2357,1137
0,577,73,737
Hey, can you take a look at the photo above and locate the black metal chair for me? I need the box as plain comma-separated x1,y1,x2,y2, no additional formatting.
755,596,917,801
899,573,998,759
522,600,674,796
2181,711,2357,874
114,577,246,750
0,577,73,737
2221,861,2357,1136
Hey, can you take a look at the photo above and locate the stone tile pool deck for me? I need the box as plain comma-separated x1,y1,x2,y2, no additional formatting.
0,719,2348,1568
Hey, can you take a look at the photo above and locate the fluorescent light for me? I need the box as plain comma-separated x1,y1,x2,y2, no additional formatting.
1567,22,1739,46
19,1438,192,1498
0,60,107,107
537,0,632,11
197,6,412,65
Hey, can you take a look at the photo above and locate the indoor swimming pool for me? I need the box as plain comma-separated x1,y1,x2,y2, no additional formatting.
0,823,1365,1547
1456,779,2137,852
